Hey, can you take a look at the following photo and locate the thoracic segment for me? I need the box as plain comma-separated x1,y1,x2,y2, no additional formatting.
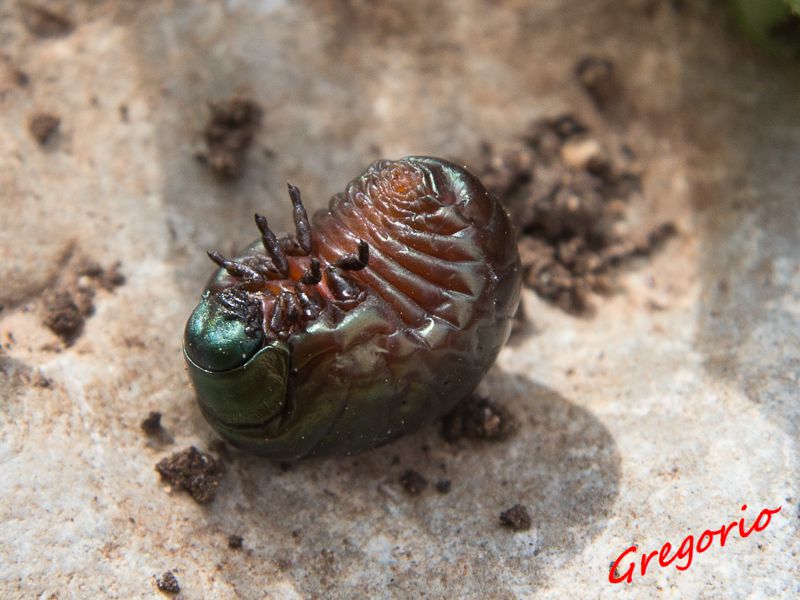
207,183,369,342
206,158,490,343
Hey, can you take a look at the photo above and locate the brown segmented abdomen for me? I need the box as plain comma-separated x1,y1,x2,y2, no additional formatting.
316,159,510,327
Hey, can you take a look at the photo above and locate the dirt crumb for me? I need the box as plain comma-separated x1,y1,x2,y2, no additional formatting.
197,97,263,179
156,571,180,595
29,370,53,388
399,469,427,495
156,446,224,504
20,3,74,38
575,56,619,109
141,411,163,436
499,504,532,531
42,288,93,344
13,68,30,87
435,479,451,494
77,259,126,290
227,534,243,549
39,255,125,345
441,394,516,443
477,114,676,314
28,113,60,146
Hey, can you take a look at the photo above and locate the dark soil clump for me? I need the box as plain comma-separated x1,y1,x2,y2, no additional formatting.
42,288,93,344
441,394,516,443
77,259,126,290
20,4,74,38
40,255,124,345
228,534,244,549
399,469,427,495
28,112,60,146
156,571,180,595
197,97,263,179
141,411,163,436
29,370,53,388
13,69,30,87
499,504,532,531
435,479,451,494
477,114,676,314
156,446,224,504
575,56,619,109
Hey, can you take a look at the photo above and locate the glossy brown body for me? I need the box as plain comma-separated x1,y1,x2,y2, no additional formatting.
185,157,521,459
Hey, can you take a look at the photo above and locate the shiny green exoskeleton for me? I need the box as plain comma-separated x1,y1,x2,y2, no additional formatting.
184,157,522,460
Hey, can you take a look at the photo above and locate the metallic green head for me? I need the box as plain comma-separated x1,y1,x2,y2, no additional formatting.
183,293,290,446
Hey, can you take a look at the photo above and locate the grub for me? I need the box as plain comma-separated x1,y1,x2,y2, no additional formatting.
499,504,532,531
441,394,516,443
155,446,224,504
28,113,60,146
196,97,263,179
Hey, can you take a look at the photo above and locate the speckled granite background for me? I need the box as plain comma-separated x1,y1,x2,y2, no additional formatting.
0,1,798,598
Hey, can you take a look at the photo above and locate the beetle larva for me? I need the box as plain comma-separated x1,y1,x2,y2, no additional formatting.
184,157,521,460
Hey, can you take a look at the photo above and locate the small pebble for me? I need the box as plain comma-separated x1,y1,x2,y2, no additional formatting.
141,411,163,436
399,469,428,495
156,571,180,595
228,534,243,549
499,504,532,531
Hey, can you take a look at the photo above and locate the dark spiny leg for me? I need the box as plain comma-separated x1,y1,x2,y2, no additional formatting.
284,290,301,324
301,258,321,285
270,290,301,336
325,267,362,302
295,283,322,320
244,299,264,337
254,214,289,277
207,251,265,282
214,289,263,337
287,183,312,254
335,240,370,271
216,290,249,315
269,292,286,333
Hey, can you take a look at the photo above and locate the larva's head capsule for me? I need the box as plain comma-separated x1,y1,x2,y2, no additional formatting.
184,293,291,446
184,292,263,372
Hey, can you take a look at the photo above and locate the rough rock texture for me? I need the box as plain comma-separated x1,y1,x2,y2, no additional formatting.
0,1,798,598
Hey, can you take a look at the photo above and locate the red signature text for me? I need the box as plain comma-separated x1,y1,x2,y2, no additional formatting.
609,504,782,584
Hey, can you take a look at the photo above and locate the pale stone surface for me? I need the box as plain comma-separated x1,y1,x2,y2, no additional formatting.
0,1,798,598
